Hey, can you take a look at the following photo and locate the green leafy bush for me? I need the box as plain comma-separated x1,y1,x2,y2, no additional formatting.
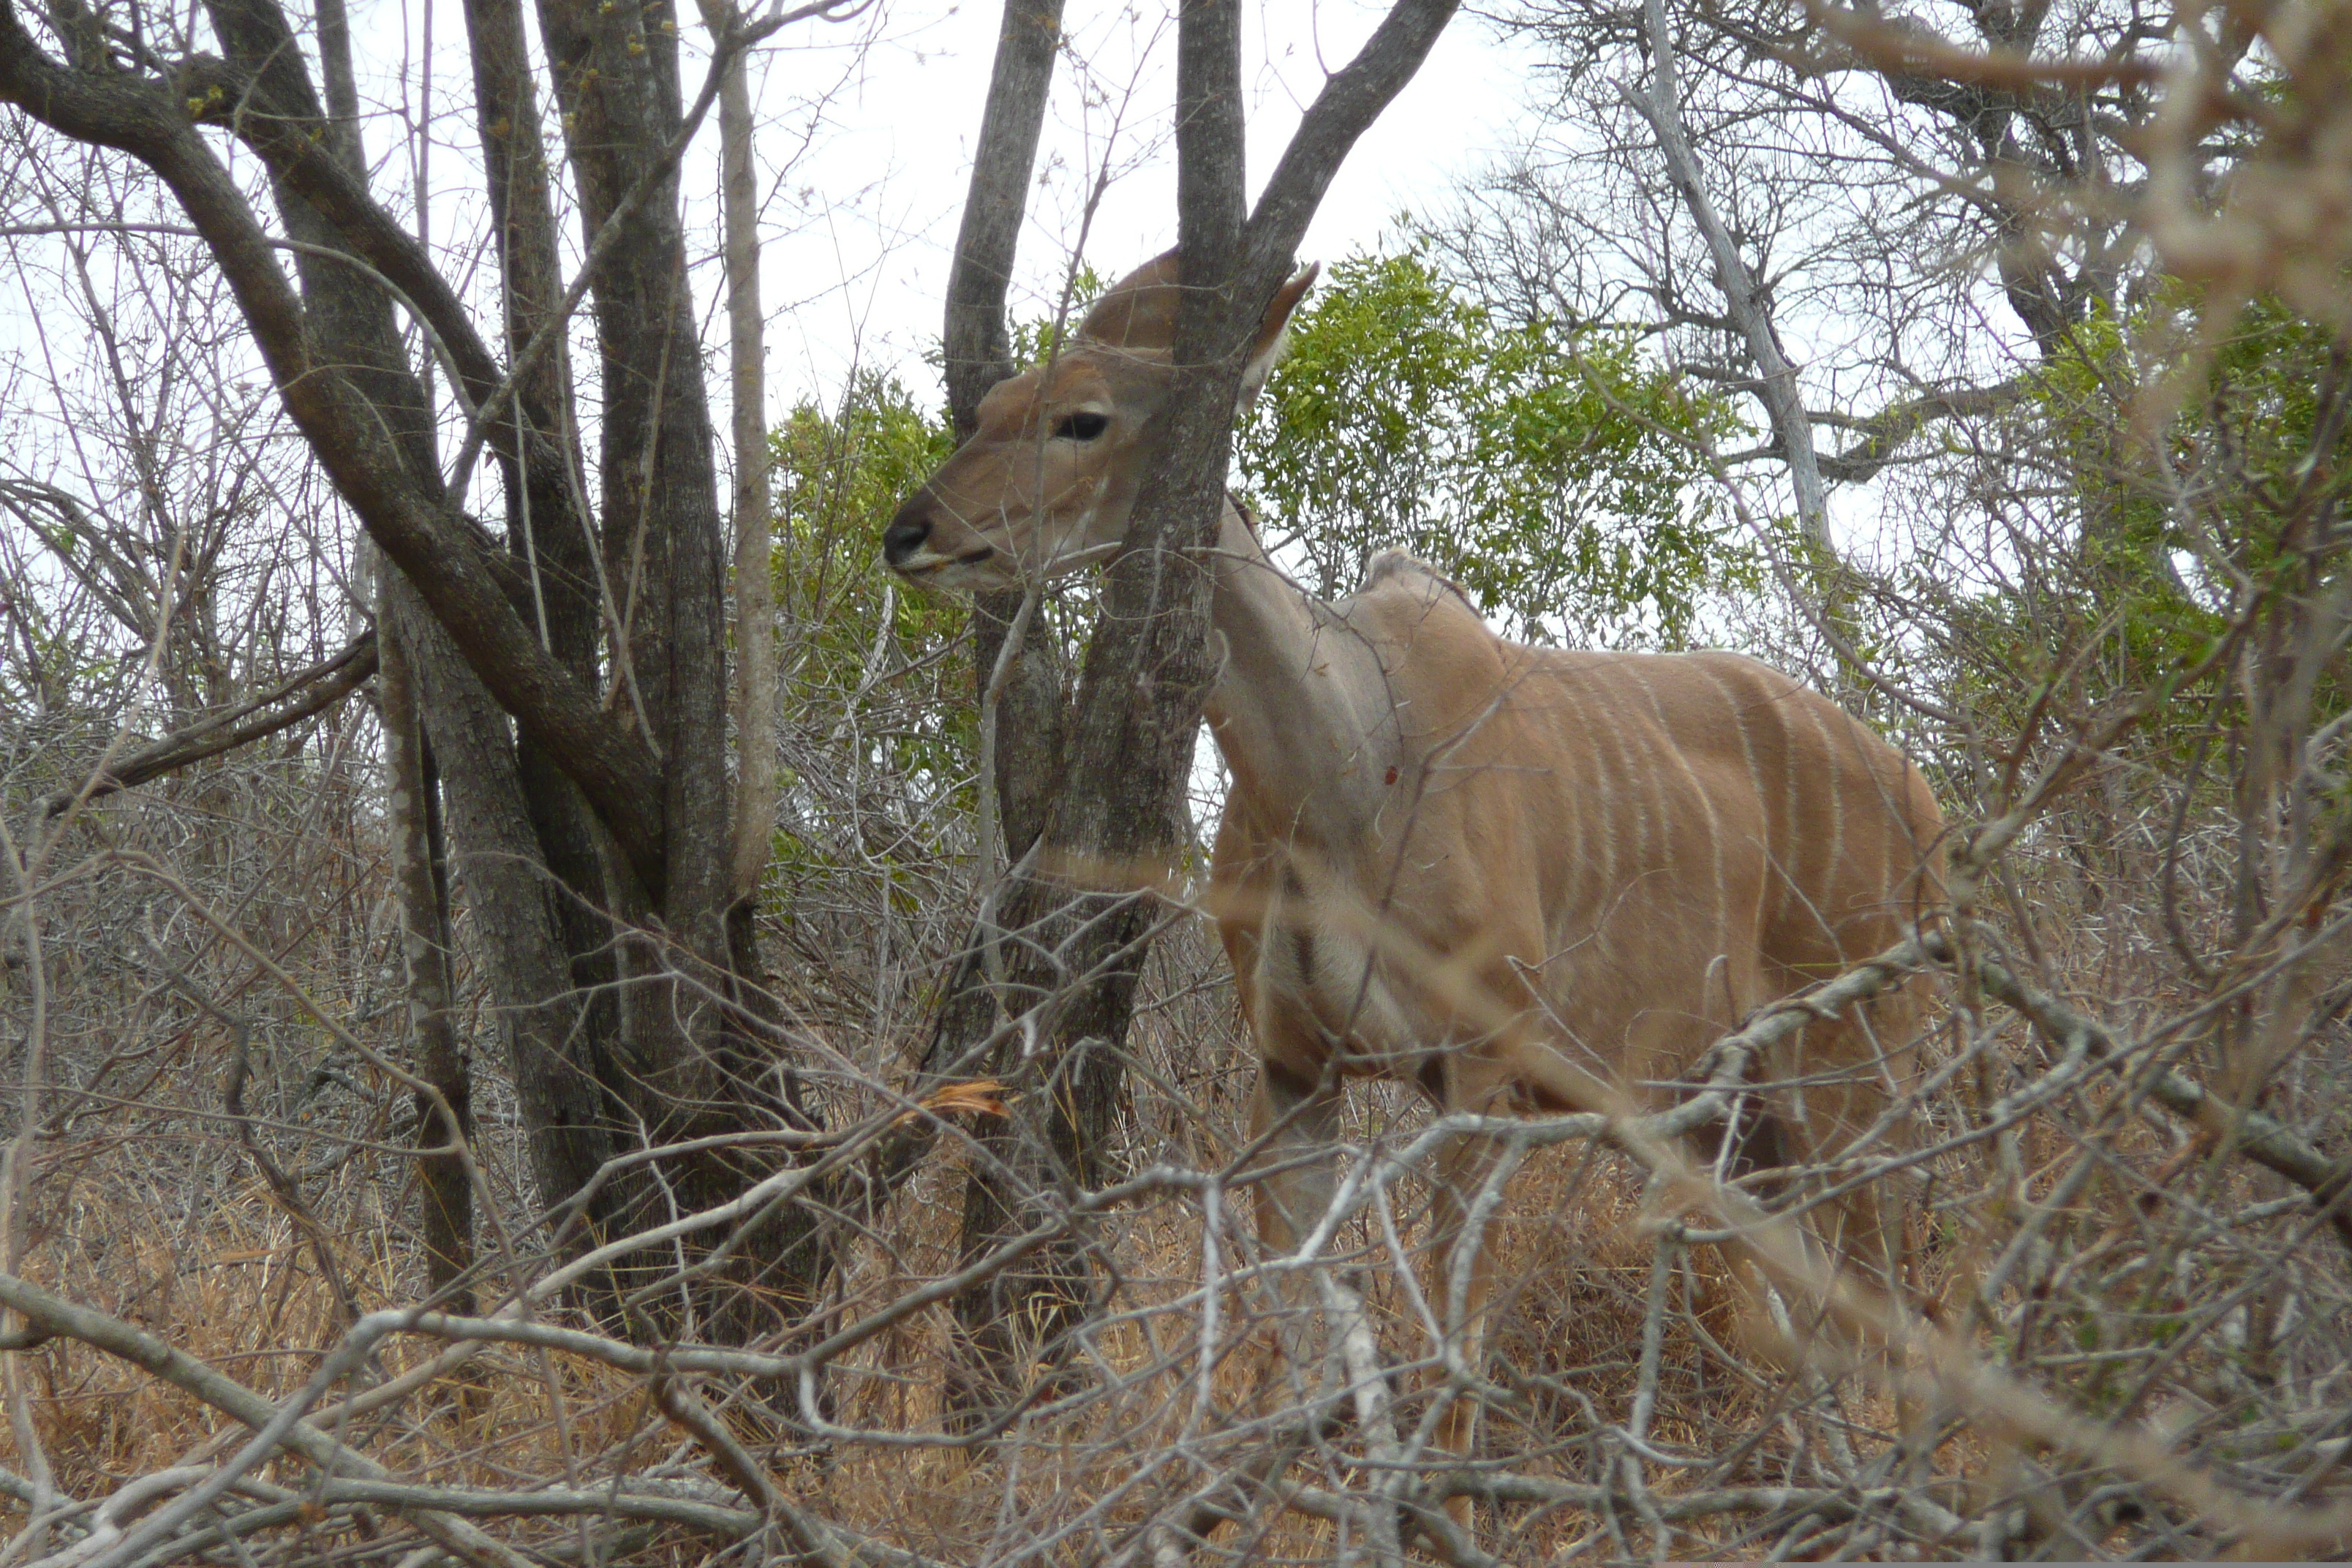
1236,249,1746,645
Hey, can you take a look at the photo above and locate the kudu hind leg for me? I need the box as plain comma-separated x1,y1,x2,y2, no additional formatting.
1774,998,1925,1460
1415,1053,1526,1532
1801,994,1919,1308
1719,971,1916,1306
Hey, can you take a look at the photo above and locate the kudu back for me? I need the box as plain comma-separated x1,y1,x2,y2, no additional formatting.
886,252,1946,1509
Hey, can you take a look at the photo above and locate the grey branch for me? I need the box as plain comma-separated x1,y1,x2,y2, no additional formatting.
1926,930,2352,1253
0,1270,535,1568
1816,381,2024,482
39,633,378,817
1627,0,1831,551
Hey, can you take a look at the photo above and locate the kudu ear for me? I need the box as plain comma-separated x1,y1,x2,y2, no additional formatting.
1077,251,1183,348
1075,252,1319,408
1237,262,1319,410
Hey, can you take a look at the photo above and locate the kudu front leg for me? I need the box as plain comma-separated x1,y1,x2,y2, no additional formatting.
1246,1060,1343,1411
1421,1123,1509,1532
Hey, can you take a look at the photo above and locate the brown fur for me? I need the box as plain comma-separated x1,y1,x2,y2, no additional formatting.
886,254,1946,1520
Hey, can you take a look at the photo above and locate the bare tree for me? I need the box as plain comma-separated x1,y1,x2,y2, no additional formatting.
10,0,2352,1561
0,0,881,1337
1437,0,2184,556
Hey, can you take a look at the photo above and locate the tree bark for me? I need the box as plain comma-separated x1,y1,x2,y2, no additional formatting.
938,0,1458,1428
868,0,1080,1425
377,612,475,1307
928,0,1068,1018
524,0,843,1339
532,0,742,1183
799,0,1071,1374
950,0,1070,939
704,0,778,919
941,0,1064,437
945,0,1071,917
382,578,618,1227
451,0,640,1229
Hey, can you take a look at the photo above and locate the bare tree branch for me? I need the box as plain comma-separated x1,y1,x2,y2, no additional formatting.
1627,0,1832,551
1815,380,2024,481
0,6,670,885
39,633,378,815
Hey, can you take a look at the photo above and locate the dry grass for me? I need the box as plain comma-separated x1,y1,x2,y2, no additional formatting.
12,16,2352,1558
9,829,2352,1566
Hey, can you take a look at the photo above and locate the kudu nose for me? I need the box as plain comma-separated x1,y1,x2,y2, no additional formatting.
881,501,932,567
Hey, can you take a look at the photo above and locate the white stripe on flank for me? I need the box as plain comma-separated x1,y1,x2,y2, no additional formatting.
1700,659,1774,949
1810,698,1846,946
1633,663,1725,954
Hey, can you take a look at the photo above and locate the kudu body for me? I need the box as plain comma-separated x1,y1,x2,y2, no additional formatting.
885,254,1944,1497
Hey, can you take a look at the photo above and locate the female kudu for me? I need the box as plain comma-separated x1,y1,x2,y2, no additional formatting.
883,253,1944,1504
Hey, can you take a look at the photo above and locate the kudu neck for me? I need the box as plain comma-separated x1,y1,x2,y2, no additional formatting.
1200,502,1396,849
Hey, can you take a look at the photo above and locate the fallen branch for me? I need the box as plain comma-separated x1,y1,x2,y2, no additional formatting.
109,1482,744,1568
0,1272,533,1568
39,633,377,817
0,1273,949,1568
1444,1472,1966,1539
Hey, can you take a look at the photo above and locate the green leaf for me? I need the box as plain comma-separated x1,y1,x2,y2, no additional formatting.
1235,246,1746,646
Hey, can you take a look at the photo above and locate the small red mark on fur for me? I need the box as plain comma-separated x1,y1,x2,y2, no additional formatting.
1384,766,1399,785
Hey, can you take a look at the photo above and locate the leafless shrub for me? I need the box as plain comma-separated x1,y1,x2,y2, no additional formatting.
7,0,2352,1561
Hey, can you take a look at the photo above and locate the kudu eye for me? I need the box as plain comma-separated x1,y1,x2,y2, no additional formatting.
1052,411,1110,442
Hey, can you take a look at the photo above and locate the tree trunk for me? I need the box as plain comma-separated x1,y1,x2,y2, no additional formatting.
382,577,619,1226
377,595,474,1308
453,0,640,1245
936,0,1459,1429
707,0,780,920
862,0,1088,1425
926,0,1070,1047
202,0,628,1241
532,0,739,1154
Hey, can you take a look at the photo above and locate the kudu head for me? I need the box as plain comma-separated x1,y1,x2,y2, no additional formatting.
882,252,1319,592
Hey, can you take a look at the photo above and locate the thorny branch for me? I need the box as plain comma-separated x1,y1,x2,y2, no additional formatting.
11,0,2352,1559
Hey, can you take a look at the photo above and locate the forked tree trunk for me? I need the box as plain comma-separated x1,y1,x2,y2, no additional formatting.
931,0,1460,1430
0,0,825,1329
777,0,1077,1403
508,0,834,1339
456,0,633,1175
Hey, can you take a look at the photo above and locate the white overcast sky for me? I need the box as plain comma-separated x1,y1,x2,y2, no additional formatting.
673,1,1545,412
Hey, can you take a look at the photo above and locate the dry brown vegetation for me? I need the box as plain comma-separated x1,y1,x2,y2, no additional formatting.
7,752,2352,1563
9,0,2352,1560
